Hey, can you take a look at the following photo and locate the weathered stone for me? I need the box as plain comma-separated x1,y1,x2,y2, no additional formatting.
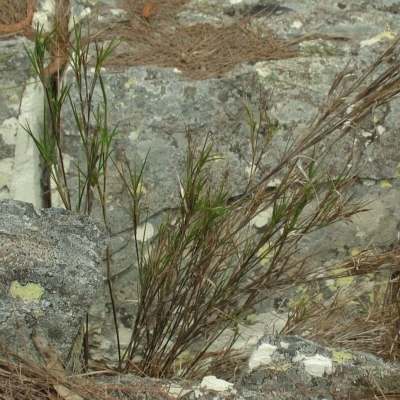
179,334,400,399
0,39,44,204
0,199,108,370
237,334,400,399
1,1,400,395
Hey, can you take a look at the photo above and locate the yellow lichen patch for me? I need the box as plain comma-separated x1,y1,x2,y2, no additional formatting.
373,30,396,40
364,273,374,281
267,362,292,371
286,293,310,311
9,281,45,304
257,243,274,265
361,30,396,46
332,350,353,363
9,93,19,102
124,77,137,88
380,179,392,188
295,284,306,293
209,154,222,163
106,194,123,207
33,310,45,318
174,350,194,373
245,314,257,323
327,268,354,291
347,300,360,306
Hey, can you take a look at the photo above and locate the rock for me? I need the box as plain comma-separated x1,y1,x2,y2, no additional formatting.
0,38,43,205
237,334,400,399
0,0,400,392
0,199,108,370
179,334,400,399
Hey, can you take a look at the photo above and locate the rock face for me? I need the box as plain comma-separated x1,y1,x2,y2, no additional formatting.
0,1,400,397
237,334,400,399
179,335,400,399
0,199,108,370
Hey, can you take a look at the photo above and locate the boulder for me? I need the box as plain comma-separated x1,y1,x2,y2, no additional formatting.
0,199,108,371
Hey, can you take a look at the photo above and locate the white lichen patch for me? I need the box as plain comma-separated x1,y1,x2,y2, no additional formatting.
68,7,91,31
0,158,13,192
376,125,386,136
109,8,128,20
248,343,277,370
250,207,273,228
293,353,334,377
360,178,376,187
200,376,235,392
254,62,271,78
291,21,303,29
32,0,55,31
135,222,155,242
304,354,334,376
118,325,135,349
1,117,18,145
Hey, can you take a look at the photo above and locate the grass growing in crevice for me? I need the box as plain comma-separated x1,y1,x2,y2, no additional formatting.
18,11,400,395
22,15,123,370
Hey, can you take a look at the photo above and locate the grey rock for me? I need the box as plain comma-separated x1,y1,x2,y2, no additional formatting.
0,2,400,396
0,199,108,370
0,39,34,197
179,334,400,399
237,334,400,399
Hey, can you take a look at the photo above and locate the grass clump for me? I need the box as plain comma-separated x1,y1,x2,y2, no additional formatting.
18,9,400,391
113,31,400,378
